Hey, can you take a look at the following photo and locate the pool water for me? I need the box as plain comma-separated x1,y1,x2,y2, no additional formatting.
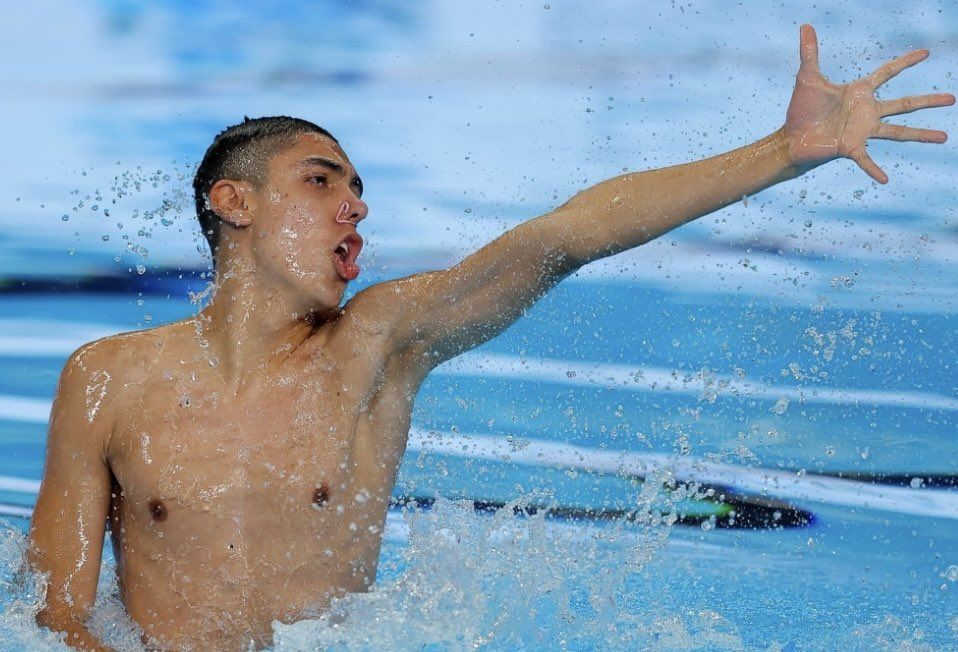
1,1,957,649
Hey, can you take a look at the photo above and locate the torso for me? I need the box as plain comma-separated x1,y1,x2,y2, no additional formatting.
102,307,424,650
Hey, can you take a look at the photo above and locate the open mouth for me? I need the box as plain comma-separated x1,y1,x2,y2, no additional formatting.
332,232,364,281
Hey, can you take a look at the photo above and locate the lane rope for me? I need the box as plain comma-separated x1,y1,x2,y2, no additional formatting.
2,427,954,521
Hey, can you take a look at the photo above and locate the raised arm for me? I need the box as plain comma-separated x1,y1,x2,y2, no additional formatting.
361,24,952,368
27,342,116,652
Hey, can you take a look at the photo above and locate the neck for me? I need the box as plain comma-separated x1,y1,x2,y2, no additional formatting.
192,256,338,392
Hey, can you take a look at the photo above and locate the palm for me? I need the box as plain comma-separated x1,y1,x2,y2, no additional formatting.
782,24,954,184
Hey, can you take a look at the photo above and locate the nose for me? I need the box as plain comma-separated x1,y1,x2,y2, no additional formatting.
351,195,369,223
335,197,368,225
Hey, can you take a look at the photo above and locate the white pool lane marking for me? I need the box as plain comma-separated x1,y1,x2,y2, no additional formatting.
0,503,32,518
0,320,119,356
439,352,958,412
407,429,958,520
0,395,50,422
2,427,957,521
0,476,40,492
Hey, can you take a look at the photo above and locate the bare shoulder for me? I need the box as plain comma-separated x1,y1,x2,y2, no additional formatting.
65,323,166,378
332,276,448,385
337,272,441,345
56,324,171,430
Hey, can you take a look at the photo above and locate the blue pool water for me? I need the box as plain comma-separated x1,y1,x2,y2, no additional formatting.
1,1,957,649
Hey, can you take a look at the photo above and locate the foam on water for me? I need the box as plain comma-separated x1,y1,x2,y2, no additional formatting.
270,492,675,651
4,493,952,650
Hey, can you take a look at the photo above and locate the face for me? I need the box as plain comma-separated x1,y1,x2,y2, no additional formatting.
245,134,369,310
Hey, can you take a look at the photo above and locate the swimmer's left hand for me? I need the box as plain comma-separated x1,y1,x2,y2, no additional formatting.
783,23,955,184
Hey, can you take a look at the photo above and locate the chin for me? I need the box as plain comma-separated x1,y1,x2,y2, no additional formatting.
287,265,347,312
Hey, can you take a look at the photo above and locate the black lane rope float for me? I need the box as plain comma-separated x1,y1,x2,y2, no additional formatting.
392,487,814,530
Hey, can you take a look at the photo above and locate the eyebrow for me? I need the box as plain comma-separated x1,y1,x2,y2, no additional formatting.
299,156,363,196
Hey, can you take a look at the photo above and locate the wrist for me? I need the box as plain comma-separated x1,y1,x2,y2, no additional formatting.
776,125,831,178
766,127,807,181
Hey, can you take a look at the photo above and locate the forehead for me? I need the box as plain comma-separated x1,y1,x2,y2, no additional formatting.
268,133,356,177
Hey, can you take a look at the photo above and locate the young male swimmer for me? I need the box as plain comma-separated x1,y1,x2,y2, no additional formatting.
27,25,954,651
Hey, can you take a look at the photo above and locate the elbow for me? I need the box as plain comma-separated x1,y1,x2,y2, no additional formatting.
35,605,72,632
547,204,617,268
34,605,64,630
544,221,590,272
557,234,616,270
35,605,89,640
547,244,583,277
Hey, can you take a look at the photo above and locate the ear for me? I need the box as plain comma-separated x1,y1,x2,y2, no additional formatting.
209,179,255,227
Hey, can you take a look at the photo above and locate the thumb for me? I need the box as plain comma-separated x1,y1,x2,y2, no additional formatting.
799,24,820,73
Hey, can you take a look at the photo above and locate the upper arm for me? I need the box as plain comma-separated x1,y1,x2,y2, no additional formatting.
28,339,117,628
350,208,582,369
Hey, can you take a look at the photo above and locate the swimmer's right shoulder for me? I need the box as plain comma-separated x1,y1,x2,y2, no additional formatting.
52,327,169,455
66,324,159,373
59,326,165,413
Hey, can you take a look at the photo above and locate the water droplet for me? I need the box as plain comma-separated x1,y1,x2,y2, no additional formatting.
769,397,790,415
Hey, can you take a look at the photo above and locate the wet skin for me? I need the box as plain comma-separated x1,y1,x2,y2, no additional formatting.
102,297,420,649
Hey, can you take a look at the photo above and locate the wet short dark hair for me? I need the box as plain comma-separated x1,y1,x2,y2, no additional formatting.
193,116,338,267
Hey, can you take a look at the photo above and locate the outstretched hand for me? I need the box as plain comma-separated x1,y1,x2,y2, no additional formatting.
783,24,954,184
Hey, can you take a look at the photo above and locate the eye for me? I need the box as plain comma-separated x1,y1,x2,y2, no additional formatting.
307,175,327,186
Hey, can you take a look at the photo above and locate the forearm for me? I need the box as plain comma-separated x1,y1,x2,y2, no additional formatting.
555,127,810,264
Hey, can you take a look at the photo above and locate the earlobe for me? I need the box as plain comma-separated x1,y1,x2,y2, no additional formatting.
209,180,254,227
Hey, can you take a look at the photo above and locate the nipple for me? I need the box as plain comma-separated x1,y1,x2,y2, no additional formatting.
335,200,353,224
148,498,168,522
312,483,330,508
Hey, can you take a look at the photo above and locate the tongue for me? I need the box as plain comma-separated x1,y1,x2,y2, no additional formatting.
333,254,360,281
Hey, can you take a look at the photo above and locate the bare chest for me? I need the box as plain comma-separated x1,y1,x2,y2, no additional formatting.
110,357,381,513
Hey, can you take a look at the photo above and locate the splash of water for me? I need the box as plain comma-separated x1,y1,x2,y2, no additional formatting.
1,481,687,651
273,494,674,650
0,491,933,651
